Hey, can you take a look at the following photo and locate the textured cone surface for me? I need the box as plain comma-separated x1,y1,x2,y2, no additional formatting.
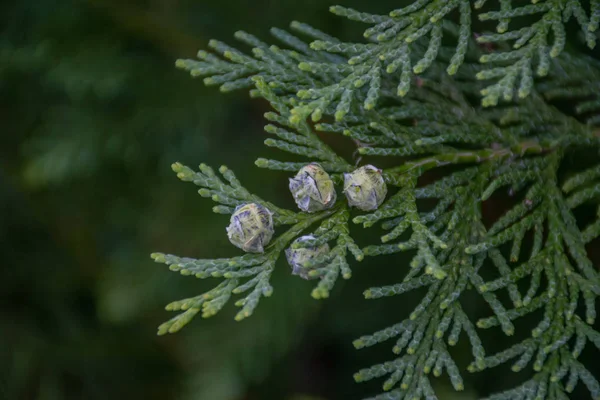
285,235,330,280
289,163,337,212
343,165,387,211
226,203,274,253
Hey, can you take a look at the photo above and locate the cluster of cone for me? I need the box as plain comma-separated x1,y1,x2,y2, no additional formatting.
225,163,387,279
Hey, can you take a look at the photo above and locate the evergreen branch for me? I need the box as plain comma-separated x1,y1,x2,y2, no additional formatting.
253,77,352,172
171,162,299,224
385,140,551,178
537,53,600,127
354,296,467,396
159,3,600,399
469,153,600,399
152,203,336,331
356,138,598,398
475,0,598,106
175,29,323,93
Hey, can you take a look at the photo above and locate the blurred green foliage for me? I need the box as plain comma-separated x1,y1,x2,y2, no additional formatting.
1,1,597,400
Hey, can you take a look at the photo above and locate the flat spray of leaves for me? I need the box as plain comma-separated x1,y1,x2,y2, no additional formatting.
152,2,600,399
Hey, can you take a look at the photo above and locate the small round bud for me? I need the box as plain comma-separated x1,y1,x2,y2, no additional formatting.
289,163,337,212
285,235,329,280
226,203,274,253
343,165,387,211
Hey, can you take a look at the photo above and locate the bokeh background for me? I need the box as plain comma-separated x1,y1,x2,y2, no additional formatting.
1,1,598,399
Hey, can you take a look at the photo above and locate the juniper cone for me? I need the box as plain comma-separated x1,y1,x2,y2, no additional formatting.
343,165,387,211
289,163,336,212
285,235,330,280
226,203,274,253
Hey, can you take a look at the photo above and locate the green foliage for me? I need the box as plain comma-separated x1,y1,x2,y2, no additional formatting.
154,2,600,399
176,0,598,113
153,161,361,326
474,0,598,106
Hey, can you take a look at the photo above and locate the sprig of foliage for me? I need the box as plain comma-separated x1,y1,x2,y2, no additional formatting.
177,1,597,111
151,160,360,331
537,53,600,127
155,2,600,399
475,0,598,107
152,167,322,330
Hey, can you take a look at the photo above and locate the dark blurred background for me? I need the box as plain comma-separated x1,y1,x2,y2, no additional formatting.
1,1,598,400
